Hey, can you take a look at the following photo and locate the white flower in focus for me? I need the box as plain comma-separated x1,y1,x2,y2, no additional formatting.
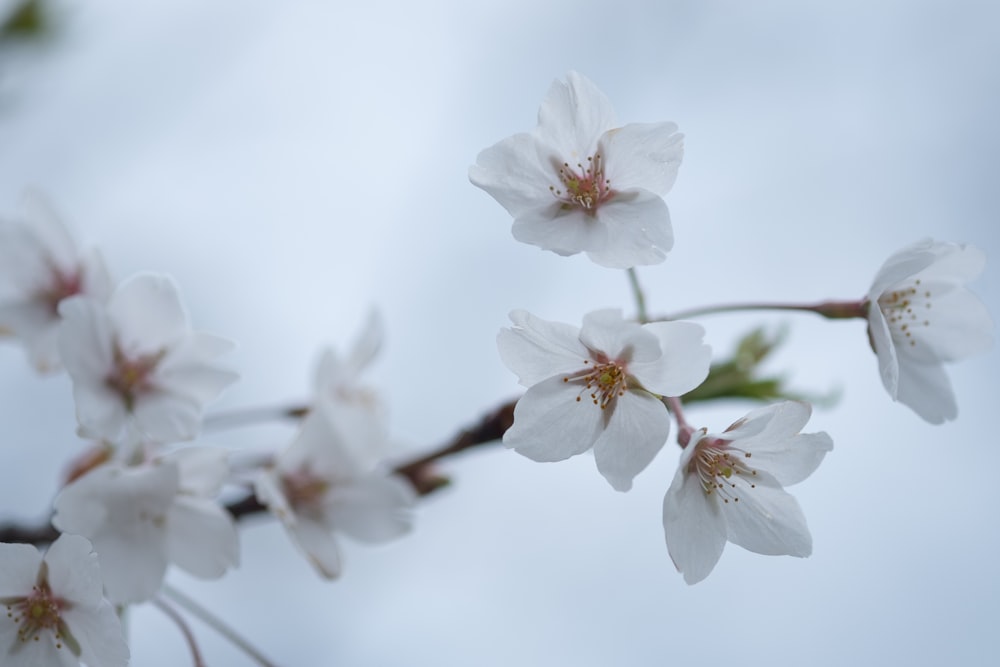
866,239,993,423
470,71,683,269
0,191,112,372
662,401,832,585
0,534,128,667
51,448,240,604
498,309,710,491
255,408,415,579
57,273,238,446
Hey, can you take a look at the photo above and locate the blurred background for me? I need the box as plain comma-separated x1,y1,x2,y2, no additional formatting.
1,0,998,665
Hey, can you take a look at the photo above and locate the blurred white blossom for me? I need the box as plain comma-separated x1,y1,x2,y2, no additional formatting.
498,308,710,491
866,239,993,423
663,401,832,585
57,273,238,448
0,534,128,667
255,407,414,579
52,448,239,604
0,191,112,372
470,71,683,269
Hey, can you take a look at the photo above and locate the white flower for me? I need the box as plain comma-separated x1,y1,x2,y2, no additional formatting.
255,408,415,579
51,448,240,604
57,273,238,447
0,534,129,667
469,71,683,269
866,239,993,423
662,401,832,585
0,190,112,372
498,309,710,491
313,310,391,465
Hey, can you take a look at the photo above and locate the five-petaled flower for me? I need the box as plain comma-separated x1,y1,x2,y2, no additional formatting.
57,273,238,448
51,448,240,604
470,71,683,269
255,407,415,579
498,309,710,491
0,190,112,372
0,534,129,667
662,401,832,585
866,239,993,424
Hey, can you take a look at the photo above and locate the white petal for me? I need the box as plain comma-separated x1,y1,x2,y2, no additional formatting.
286,517,342,579
17,190,78,273
345,308,383,375
166,496,240,579
536,71,617,159
324,474,415,543
469,132,554,217
503,376,605,462
868,238,940,298
630,321,710,396
497,310,589,386
601,122,683,194
2,632,78,667
579,309,642,359
723,473,813,558
593,390,671,491
57,296,115,382
662,466,727,585
131,391,202,443
254,469,294,521
895,360,957,424
163,447,230,497
42,535,103,607
868,307,899,398
0,542,42,597
108,274,189,352
721,400,811,448
281,409,366,481
62,600,129,667
585,191,672,268
894,284,993,363
511,202,608,256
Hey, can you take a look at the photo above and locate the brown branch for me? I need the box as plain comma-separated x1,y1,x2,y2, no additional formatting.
0,397,519,544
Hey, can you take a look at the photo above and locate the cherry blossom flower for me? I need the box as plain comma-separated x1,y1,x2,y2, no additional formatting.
51,448,240,604
866,239,993,423
0,190,112,372
313,309,391,466
0,534,128,667
57,273,238,447
255,408,415,579
469,71,683,269
662,401,832,585
498,309,710,491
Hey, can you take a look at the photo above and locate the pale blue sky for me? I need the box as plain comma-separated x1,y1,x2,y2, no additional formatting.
1,1,998,665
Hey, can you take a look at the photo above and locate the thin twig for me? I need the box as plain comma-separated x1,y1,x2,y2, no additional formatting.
153,596,207,667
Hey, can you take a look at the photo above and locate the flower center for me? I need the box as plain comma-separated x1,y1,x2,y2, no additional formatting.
564,358,628,410
878,278,933,349
5,583,72,650
282,468,330,511
105,344,166,411
549,154,613,212
691,438,757,503
36,265,83,316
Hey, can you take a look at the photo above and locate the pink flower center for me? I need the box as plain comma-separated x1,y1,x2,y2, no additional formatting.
36,266,83,316
5,582,72,650
105,344,166,411
690,438,758,503
564,357,629,410
549,154,613,212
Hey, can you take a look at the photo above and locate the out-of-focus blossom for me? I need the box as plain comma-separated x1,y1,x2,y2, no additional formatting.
866,239,993,423
663,401,832,585
255,408,414,579
470,71,683,269
0,191,112,372
498,308,710,491
0,534,128,667
58,273,238,448
52,448,239,604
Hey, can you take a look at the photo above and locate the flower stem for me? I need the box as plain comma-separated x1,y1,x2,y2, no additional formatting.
153,596,206,667
161,584,278,667
665,396,696,449
626,268,649,323
655,299,868,322
202,403,309,431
